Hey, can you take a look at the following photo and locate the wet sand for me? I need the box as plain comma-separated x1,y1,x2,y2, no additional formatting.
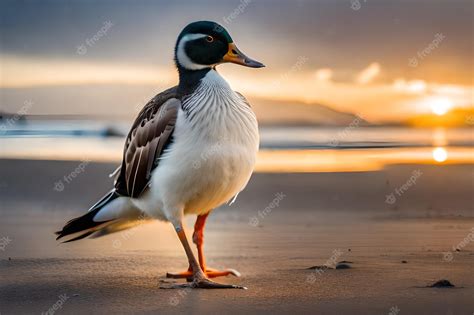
0,159,473,314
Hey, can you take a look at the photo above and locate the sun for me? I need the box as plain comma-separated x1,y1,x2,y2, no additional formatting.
432,147,448,163
430,97,452,116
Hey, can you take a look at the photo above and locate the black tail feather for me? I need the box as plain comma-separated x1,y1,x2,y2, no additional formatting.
56,190,120,242
61,230,95,243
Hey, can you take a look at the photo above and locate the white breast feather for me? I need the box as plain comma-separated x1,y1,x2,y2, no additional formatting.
131,70,259,222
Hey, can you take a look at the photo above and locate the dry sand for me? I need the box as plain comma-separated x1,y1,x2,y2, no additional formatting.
0,159,473,314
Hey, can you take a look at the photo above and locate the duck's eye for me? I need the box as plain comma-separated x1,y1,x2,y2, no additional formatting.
206,36,214,43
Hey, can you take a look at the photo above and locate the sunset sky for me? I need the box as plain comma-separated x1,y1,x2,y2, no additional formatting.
1,0,472,123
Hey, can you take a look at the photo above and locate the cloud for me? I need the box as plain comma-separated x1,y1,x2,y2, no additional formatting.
0,55,175,87
314,68,333,83
356,62,381,84
3,55,472,123
392,79,427,94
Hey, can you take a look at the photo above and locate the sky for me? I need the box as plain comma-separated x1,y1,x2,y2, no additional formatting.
1,0,473,122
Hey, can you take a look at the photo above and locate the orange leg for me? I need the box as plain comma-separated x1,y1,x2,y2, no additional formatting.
167,212,240,280
161,219,244,289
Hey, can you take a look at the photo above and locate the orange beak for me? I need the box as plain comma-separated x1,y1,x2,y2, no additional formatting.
222,43,265,68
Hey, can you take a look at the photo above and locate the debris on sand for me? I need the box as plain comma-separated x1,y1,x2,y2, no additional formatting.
335,263,351,269
401,260,408,264
307,265,330,270
307,261,353,270
427,280,455,288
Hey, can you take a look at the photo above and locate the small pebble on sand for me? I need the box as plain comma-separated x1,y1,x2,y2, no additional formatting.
427,280,455,288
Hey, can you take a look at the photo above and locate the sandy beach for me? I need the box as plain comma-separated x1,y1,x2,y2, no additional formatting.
2,0,473,313
0,158,473,314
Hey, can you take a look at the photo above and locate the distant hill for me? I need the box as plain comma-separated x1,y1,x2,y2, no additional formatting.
1,85,369,127
249,97,369,126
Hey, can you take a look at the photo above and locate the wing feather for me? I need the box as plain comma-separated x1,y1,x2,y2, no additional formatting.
115,87,180,197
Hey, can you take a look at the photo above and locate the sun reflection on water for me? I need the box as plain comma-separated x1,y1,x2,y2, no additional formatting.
432,128,447,147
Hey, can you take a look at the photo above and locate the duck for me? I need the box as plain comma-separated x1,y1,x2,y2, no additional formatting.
56,20,264,289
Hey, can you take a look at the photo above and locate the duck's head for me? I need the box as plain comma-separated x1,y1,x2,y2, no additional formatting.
174,21,264,71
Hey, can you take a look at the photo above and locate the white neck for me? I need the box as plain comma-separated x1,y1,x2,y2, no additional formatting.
181,70,258,144
182,70,234,114
200,69,231,89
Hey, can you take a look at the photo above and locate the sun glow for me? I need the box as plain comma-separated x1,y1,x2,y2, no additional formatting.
430,97,453,116
432,147,448,162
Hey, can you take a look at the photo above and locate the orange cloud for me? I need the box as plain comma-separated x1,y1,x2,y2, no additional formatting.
356,62,381,84
2,55,472,123
1,55,175,87
392,79,427,94
314,68,333,83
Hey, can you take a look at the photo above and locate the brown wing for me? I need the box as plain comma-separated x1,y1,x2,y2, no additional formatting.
115,86,180,198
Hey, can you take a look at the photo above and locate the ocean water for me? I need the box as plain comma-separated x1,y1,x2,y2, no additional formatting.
0,120,472,172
